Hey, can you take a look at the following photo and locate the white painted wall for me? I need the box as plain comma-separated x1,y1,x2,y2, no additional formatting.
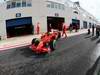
0,3,7,40
31,0,47,33
0,0,98,40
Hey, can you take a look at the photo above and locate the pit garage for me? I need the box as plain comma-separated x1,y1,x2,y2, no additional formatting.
6,17,33,38
83,21,88,29
47,17,65,32
72,19,80,29
89,23,92,28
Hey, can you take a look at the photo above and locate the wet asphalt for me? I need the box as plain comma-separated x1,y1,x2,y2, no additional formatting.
0,33,100,75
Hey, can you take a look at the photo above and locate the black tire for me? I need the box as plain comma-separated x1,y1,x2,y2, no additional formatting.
31,38,40,45
32,38,37,44
49,40,56,51
34,39,40,46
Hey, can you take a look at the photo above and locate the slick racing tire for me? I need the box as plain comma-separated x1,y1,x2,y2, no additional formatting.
32,38,40,46
50,40,56,51
32,38,37,44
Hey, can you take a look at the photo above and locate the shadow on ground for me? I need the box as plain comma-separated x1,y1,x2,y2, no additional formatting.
90,36,98,41
96,38,100,44
84,34,98,41
20,46,49,58
20,47,36,57
86,56,100,75
85,34,92,38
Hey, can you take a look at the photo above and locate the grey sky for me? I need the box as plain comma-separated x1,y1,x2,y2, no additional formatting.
0,0,3,2
70,0,100,20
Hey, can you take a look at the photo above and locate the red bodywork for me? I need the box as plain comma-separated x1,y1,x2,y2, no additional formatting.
30,32,58,54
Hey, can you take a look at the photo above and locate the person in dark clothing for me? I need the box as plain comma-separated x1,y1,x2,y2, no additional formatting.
75,24,79,32
57,31,61,40
87,29,90,35
96,27,100,38
92,25,95,36
49,24,52,32
69,23,73,32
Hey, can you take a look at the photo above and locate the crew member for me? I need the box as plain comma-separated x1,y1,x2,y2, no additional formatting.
36,22,40,34
49,24,52,32
92,25,95,36
62,23,67,38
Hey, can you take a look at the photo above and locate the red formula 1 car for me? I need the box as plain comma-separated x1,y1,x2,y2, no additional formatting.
30,31,61,54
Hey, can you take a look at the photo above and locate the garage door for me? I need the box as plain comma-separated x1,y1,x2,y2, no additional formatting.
72,19,80,29
6,17,33,38
47,17,65,32
6,17,32,27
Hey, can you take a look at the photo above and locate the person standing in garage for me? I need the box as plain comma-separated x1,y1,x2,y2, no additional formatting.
36,22,40,34
92,25,95,36
49,24,52,32
75,24,79,32
69,23,73,32
62,23,67,38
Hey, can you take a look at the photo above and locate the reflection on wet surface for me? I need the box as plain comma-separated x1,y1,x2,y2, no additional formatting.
86,56,100,75
86,43,100,75
96,39,100,44
91,36,98,41
92,44,100,62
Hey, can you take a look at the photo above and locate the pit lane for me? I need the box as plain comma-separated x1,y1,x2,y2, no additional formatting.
0,34,99,75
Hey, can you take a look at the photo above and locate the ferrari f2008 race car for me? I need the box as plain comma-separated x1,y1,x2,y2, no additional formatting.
30,31,61,54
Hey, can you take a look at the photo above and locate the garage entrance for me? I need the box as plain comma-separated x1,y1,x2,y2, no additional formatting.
6,17,33,38
72,19,80,29
83,21,88,29
47,17,65,32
